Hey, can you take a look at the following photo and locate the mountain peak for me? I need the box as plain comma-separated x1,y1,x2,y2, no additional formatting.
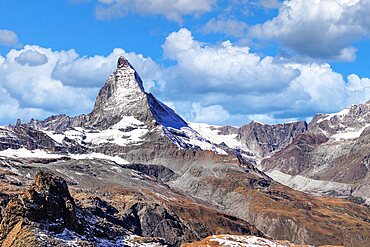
87,56,187,130
87,57,152,128
117,55,130,69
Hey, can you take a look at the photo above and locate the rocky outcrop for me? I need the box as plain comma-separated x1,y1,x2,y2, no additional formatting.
0,122,87,154
0,172,86,247
0,172,83,241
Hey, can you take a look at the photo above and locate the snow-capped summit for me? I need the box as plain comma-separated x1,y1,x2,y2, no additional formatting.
88,55,188,130
88,55,156,128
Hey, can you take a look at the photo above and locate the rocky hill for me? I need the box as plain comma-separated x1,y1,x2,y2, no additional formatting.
0,56,369,246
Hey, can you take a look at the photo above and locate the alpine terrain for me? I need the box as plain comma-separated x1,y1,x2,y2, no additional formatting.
0,56,369,247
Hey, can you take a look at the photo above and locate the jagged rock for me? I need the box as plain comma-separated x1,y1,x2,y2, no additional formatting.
261,132,329,175
309,100,370,136
122,202,193,246
30,114,88,132
0,171,83,243
190,120,308,160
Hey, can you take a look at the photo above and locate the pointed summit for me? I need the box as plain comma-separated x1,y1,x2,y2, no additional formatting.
88,56,152,128
117,55,130,69
88,56,187,130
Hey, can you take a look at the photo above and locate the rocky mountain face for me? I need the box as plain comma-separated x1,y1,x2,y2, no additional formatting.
190,120,307,163
0,56,369,246
261,101,370,203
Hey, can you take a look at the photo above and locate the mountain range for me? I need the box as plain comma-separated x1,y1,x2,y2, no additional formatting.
0,56,369,247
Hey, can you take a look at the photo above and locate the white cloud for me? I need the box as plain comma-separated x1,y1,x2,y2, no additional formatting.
347,74,370,92
188,103,230,124
249,0,370,60
152,28,370,125
0,29,19,46
95,0,216,22
162,28,298,95
0,88,52,123
202,17,248,37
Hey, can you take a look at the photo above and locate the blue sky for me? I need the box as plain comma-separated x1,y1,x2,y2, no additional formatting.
0,0,369,126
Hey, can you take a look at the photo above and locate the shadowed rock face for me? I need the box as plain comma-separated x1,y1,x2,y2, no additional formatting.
0,172,83,242
261,132,329,175
237,121,308,158
28,172,81,232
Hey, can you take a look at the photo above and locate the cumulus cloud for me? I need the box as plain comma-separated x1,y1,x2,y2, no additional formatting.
162,28,298,95
95,0,216,22
153,28,370,125
188,103,230,124
0,29,19,46
202,17,248,37
347,74,370,92
0,88,53,122
249,0,370,61
15,50,48,66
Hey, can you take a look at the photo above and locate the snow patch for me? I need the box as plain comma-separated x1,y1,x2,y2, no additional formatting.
317,108,350,123
331,124,370,140
208,235,303,247
164,126,227,155
43,116,149,147
0,148,64,159
189,122,242,149
267,170,352,196
70,153,129,164
0,148,128,164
